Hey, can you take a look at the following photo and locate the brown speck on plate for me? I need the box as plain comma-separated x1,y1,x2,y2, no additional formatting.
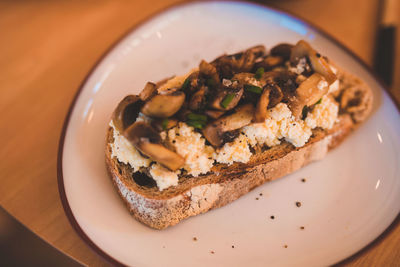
301,178,306,182
256,197,259,200
284,244,288,248
259,193,263,196
270,215,275,219
193,237,197,241
300,226,305,230
296,201,302,207
232,245,235,248
210,250,215,254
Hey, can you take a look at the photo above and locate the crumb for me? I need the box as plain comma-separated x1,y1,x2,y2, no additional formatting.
301,178,306,182
193,237,197,241
231,245,235,248
256,197,259,200
284,244,288,248
296,201,302,207
270,215,275,219
210,251,215,254
300,226,305,230
259,193,263,196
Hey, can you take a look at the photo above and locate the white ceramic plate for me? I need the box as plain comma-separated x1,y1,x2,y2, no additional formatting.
58,1,400,266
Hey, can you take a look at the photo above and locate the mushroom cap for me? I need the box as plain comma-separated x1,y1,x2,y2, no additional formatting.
141,91,185,118
112,95,142,133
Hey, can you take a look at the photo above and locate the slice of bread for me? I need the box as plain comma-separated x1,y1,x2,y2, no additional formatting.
105,68,373,229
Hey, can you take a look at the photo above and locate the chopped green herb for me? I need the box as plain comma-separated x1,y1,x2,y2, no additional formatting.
186,120,205,129
302,106,309,120
244,84,263,94
187,113,207,122
161,119,169,130
315,98,322,105
181,77,191,90
220,93,235,109
254,67,264,80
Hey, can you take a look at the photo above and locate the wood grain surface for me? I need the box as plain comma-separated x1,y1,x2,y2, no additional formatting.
0,0,399,266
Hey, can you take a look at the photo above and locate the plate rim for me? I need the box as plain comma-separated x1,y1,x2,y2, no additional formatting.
57,1,400,266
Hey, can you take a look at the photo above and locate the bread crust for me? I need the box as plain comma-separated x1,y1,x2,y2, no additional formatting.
105,69,373,229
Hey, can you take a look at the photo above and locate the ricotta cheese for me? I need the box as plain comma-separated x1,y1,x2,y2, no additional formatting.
289,57,307,74
285,120,313,147
215,134,252,165
109,121,151,172
242,120,280,148
149,163,179,191
305,95,338,129
243,103,313,148
167,123,215,177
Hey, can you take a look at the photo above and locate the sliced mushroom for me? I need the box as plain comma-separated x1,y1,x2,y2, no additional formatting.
156,75,175,88
139,82,156,101
189,86,208,111
254,56,284,71
205,109,225,119
254,87,270,122
209,87,243,111
246,45,267,58
141,91,185,118
288,73,329,119
112,95,142,133
273,70,298,102
124,122,184,171
290,40,336,83
268,83,283,108
252,82,283,123
199,60,219,86
202,104,254,147
212,45,266,78
270,43,293,60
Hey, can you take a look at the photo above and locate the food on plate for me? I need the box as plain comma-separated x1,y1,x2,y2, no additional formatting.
105,40,373,229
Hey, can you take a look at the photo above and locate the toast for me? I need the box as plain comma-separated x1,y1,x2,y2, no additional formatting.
105,41,373,229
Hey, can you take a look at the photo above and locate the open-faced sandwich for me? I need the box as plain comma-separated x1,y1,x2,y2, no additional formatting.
105,40,373,229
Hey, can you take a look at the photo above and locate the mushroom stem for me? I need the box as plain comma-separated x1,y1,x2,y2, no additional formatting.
254,87,270,122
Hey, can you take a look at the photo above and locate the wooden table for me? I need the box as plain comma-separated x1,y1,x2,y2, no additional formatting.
1,0,399,266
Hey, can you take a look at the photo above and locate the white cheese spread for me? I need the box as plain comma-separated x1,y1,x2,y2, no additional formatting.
305,95,339,129
149,163,179,191
243,103,313,148
167,123,215,177
215,134,252,165
109,121,151,172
